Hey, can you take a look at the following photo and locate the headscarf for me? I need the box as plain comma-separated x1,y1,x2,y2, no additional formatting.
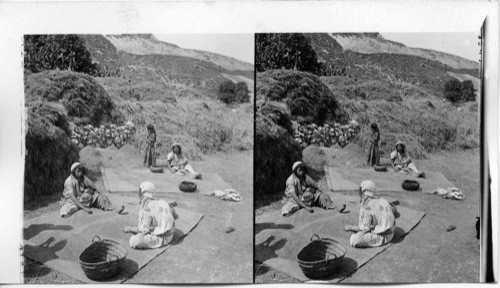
147,124,155,133
360,180,380,207
395,141,405,150
71,162,83,173
394,141,407,157
292,161,304,172
140,181,156,199
171,143,182,154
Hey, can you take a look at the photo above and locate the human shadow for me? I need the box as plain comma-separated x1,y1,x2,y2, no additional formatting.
255,222,294,235
255,236,288,263
23,237,68,279
24,224,73,241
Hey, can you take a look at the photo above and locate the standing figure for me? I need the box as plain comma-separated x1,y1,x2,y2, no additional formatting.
124,181,178,249
281,161,336,217
367,123,380,166
144,124,156,167
60,162,115,217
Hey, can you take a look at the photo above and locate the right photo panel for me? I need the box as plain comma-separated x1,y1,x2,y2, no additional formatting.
255,33,481,283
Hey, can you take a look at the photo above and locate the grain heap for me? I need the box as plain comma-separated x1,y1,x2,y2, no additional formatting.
294,120,360,148
71,121,136,149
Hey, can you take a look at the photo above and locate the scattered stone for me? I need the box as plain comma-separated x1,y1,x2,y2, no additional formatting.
447,225,456,232
226,226,235,233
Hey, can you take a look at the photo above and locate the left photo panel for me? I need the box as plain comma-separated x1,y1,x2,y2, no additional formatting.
22,34,254,283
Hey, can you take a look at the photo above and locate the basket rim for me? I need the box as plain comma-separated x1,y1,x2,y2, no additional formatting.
296,237,346,265
79,238,128,266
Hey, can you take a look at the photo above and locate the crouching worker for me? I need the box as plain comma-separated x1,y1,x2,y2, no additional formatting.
124,181,178,249
60,162,115,217
167,143,202,180
344,180,397,248
281,161,336,217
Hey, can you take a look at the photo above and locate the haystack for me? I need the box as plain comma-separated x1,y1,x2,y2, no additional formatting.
255,100,302,197
257,70,349,125
24,102,79,200
24,70,124,126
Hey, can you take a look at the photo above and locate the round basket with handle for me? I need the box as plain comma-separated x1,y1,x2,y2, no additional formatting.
79,235,128,281
297,234,347,279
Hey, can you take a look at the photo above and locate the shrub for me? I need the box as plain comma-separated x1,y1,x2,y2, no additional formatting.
24,35,101,76
444,78,476,103
256,33,323,74
24,101,79,200
217,80,250,104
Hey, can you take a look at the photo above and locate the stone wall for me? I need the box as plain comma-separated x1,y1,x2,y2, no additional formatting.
71,122,136,149
294,120,360,148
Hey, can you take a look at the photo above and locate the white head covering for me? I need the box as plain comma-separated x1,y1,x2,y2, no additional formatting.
360,180,379,206
140,181,156,199
360,180,376,193
395,141,405,149
172,143,181,150
292,161,304,172
71,162,82,173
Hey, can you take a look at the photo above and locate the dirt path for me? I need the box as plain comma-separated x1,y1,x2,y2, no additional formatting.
255,149,480,283
24,150,253,284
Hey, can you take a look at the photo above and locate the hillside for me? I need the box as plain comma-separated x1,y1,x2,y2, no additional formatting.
104,34,253,71
81,34,254,99
328,33,478,70
305,33,479,92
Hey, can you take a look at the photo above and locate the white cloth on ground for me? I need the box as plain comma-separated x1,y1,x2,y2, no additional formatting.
427,187,465,200
205,189,242,202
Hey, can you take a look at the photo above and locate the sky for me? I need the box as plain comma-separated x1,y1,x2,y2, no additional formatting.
380,33,481,62
155,34,254,64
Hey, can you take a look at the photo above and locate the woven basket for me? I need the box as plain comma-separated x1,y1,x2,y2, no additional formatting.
297,234,347,279
79,235,128,281
150,166,164,173
402,179,420,191
179,181,197,193
373,165,388,172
